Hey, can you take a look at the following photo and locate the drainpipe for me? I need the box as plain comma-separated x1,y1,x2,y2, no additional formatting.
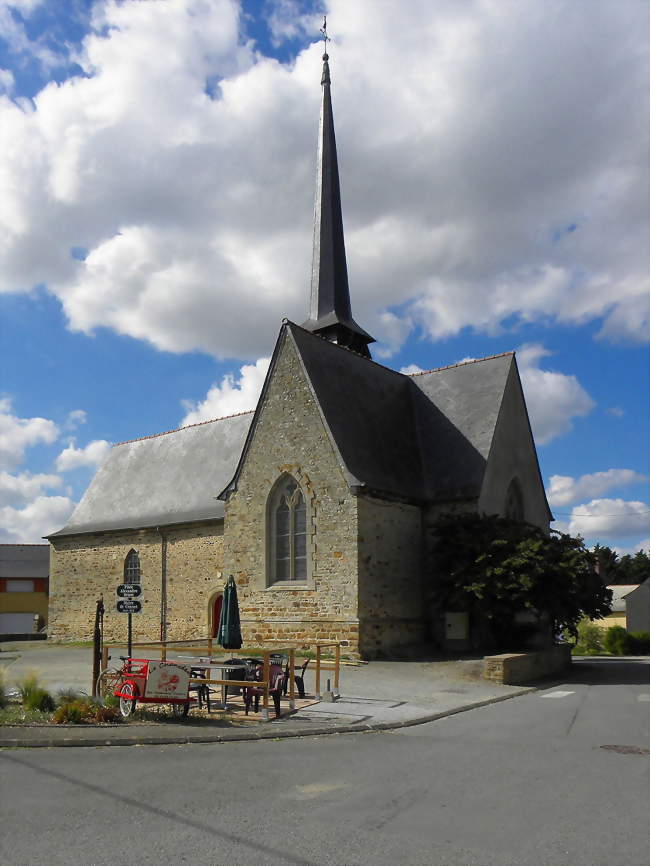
157,527,168,642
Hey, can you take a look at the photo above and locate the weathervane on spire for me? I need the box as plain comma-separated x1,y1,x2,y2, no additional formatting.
320,15,330,59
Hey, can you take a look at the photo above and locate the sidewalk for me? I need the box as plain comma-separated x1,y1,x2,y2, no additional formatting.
0,643,535,748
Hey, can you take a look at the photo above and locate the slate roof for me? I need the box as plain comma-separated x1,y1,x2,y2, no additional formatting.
0,544,49,578
48,412,253,538
49,323,524,538
222,323,515,505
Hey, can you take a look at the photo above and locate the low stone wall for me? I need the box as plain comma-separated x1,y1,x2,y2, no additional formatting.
483,644,571,685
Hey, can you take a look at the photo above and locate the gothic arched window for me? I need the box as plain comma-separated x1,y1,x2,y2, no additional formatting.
505,478,524,522
124,549,141,584
268,476,307,584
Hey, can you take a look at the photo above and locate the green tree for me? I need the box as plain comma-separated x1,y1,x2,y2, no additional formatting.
429,513,612,650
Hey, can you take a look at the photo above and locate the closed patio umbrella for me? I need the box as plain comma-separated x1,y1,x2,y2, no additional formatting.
217,575,242,650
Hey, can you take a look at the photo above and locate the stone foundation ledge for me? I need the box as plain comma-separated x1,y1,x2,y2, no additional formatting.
483,645,571,685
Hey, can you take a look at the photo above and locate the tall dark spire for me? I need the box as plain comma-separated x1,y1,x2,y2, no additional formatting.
302,18,375,358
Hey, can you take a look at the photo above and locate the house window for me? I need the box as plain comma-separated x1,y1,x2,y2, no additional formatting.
505,478,524,522
124,549,141,584
268,476,308,584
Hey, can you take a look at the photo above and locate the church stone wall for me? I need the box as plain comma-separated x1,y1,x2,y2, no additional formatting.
223,333,361,654
357,496,426,656
48,522,224,643
478,364,550,531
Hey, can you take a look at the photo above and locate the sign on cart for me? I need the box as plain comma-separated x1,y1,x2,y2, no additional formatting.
117,598,142,614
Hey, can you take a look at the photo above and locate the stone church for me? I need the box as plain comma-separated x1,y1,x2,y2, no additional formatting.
48,51,551,657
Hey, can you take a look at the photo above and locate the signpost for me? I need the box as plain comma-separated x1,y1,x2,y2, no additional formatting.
116,584,142,657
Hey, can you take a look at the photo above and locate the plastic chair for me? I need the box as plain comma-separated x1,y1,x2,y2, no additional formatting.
283,659,310,698
243,663,286,719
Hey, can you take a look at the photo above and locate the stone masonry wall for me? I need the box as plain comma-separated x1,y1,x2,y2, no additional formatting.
48,522,224,643
357,495,425,656
222,332,361,654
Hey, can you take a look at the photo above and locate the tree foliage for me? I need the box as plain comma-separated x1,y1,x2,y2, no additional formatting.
593,544,650,585
429,513,612,648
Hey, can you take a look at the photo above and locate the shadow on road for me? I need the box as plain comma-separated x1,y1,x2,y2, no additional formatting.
533,656,650,689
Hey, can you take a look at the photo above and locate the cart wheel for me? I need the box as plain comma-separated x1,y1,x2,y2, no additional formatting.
171,701,190,718
119,681,138,717
96,669,121,702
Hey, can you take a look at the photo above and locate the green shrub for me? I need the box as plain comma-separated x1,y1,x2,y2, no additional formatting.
15,669,41,703
628,631,650,654
572,619,604,655
24,687,55,712
0,669,7,709
603,625,629,655
53,697,121,725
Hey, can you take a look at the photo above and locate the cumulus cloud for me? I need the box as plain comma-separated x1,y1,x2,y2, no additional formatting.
0,469,62,507
547,469,648,507
0,0,647,360
400,363,424,375
65,409,87,429
0,397,59,469
517,344,595,444
0,494,75,543
55,438,112,471
614,538,650,557
567,498,650,540
180,357,270,425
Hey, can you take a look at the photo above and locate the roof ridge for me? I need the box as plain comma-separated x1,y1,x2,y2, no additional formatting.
0,543,49,547
114,409,255,448
407,351,515,377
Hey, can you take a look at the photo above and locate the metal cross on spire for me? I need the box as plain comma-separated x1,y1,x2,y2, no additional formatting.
320,15,330,56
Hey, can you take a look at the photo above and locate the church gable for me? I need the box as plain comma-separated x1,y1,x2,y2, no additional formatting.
478,356,552,529
222,328,359,625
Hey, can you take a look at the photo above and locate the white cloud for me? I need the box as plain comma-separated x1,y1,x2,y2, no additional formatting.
55,438,112,471
400,363,424,375
606,407,625,418
0,494,75,543
567,498,650,540
0,0,647,359
65,409,87,429
0,469,62,507
0,397,59,469
517,344,595,445
547,469,648,508
181,357,270,426
613,538,650,557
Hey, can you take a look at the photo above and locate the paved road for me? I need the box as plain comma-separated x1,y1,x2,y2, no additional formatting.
1,657,648,866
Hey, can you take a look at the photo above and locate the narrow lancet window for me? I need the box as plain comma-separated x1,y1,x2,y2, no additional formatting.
124,549,141,584
269,477,308,583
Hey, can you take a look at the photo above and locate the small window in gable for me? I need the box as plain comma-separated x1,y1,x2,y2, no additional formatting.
505,478,525,522
268,476,308,584
124,549,141,584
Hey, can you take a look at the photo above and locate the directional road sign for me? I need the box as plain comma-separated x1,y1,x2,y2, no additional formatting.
117,583,142,598
117,599,142,614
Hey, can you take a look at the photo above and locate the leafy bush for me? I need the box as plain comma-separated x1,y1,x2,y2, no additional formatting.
628,631,650,654
53,697,120,725
603,625,628,655
572,619,604,655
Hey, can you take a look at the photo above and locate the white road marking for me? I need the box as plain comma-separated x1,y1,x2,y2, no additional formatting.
637,694,650,702
541,691,576,698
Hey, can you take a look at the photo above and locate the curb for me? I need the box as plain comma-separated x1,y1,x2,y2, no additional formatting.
0,687,535,749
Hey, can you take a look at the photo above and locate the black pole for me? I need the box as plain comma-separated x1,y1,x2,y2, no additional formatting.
128,612,133,658
92,595,104,698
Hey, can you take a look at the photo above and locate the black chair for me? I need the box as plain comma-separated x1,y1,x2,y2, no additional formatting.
189,667,211,711
283,659,310,698
243,663,286,719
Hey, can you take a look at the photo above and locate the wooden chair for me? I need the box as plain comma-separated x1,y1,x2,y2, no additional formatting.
243,663,286,719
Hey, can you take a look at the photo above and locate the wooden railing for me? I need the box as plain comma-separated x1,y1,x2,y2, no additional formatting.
101,637,342,716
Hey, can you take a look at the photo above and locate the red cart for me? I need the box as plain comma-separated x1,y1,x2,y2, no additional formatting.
98,657,192,718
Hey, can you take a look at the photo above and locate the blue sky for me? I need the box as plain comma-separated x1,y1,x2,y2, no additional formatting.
0,0,648,553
